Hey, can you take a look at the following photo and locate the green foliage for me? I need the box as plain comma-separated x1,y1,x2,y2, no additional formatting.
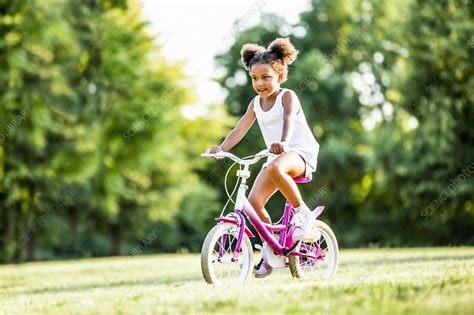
215,0,474,247
0,0,229,262
0,0,473,262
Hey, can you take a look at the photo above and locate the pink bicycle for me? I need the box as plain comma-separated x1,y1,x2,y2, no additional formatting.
201,149,339,285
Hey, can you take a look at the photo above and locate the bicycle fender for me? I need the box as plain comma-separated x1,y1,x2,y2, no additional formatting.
214,217,255,238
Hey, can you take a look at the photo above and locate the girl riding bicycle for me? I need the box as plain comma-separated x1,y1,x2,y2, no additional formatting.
207,37,320,278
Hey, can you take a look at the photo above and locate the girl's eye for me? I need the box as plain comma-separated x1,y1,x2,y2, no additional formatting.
251,76,270,80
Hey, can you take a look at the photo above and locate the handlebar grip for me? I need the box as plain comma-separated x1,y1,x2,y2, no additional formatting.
201,150,271,163
201,152,228,160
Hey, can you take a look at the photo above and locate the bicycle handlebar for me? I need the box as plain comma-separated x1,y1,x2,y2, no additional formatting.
201,149,274,165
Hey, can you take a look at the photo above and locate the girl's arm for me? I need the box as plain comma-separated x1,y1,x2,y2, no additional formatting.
219,100,256,152
271,90,301,154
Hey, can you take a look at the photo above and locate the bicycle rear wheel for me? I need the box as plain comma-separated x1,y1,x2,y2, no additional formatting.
289,220,339,279
201,223,253,285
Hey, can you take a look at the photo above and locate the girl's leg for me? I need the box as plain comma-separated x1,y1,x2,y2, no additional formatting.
248,168,278,225
248,168,278,269
265,151,306,208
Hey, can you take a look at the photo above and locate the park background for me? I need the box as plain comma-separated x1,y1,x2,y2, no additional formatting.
1,0,473,265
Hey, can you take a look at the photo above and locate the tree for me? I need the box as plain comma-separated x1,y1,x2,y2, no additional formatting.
0,0,90,262
0,0,230,262
214,0,474,246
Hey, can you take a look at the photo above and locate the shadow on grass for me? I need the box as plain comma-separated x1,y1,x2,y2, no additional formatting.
15,274,205,296
339,254,474,267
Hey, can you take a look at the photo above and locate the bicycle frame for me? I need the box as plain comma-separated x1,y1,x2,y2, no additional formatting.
216,199,325,261
212,152,326,262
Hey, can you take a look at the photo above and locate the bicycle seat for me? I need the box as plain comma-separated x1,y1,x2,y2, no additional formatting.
293,175,312,184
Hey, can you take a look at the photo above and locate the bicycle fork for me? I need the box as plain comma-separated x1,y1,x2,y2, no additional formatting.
217,210,247,262
217,165,253,263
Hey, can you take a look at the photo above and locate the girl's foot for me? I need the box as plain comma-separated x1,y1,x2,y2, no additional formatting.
254,257,273,278
291,204,317,241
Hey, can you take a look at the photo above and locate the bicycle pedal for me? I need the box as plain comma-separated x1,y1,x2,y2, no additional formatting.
254,257,264,270
283,240,301,256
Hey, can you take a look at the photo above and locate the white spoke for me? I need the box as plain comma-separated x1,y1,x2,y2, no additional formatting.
298,229,331,278
202,223,255,285
209,230,248,284
228,235,235,253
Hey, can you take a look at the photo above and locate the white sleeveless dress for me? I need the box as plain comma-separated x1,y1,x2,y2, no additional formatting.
253,88,320,178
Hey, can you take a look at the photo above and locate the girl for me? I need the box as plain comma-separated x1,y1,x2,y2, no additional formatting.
207,38,320,278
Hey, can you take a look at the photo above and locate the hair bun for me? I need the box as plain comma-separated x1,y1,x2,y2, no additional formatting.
267,38,298,65
240,44,266,70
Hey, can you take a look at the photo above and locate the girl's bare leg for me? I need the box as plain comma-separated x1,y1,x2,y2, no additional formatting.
265,151,306,208
248,168,278,225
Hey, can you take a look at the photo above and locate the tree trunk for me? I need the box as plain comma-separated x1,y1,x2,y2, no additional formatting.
26,233,36,261
5,205,17,264
23,181,36,262
110,224,122,256
67,206,79,233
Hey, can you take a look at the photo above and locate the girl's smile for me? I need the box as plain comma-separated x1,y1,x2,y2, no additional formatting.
250,63,283,99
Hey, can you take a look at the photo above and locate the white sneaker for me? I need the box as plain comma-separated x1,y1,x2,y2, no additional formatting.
291,205,317,241
254,257,273,278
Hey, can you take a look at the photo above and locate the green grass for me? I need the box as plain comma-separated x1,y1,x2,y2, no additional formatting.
1,247,473,314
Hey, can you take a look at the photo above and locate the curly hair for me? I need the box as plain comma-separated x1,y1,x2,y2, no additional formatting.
240,37,298,83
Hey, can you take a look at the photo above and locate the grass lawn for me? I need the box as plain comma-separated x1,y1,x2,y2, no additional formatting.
1,247,473,314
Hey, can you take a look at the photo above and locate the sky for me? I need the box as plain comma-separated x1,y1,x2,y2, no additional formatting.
141,0,311,118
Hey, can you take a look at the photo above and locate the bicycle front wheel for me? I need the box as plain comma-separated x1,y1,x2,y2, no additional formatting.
201,223,253,285
289,220,339,279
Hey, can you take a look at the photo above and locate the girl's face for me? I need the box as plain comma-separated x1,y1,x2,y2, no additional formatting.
250,63,283,98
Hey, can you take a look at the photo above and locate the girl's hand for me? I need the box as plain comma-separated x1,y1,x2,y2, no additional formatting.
270,141,289,155
207,145,224,159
